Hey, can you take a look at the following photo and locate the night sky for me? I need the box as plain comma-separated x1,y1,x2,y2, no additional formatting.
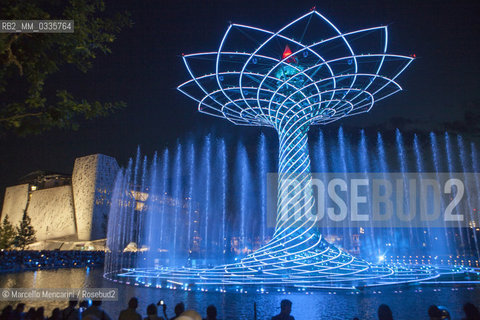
0,0,479,203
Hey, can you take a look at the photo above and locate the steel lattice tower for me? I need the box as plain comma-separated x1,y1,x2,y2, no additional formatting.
178,9,413,261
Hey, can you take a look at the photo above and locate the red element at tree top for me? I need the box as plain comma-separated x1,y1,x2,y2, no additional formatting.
282,45,297,63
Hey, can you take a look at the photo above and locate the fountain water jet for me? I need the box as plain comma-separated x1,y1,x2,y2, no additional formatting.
104,128,480,289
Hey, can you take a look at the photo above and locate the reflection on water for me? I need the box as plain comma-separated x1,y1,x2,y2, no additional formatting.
0,268,479,320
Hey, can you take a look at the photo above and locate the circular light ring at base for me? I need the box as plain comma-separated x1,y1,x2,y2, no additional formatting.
104,237,476,290
104,260,476,291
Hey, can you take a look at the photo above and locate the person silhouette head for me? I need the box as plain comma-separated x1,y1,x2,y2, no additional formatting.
428,305,442,320
206,305,217,320
280,300,292,316
378,304,393,320
463,303,480,320
128,297,138,310
146,304,157,317
174,303,185,317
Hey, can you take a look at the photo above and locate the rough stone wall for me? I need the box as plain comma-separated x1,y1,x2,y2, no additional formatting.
27,186,77,240
1,154,119,242
72,154,119,240
1,184,29,226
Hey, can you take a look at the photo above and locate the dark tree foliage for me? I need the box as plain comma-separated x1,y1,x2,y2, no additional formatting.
0,214,16,249
14,210,36,249
0,0,131,135
443,108,480,138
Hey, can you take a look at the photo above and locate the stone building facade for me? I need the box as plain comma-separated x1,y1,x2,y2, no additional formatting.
0,154,119,242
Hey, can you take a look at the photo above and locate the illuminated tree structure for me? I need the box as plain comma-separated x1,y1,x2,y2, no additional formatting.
116,10,467,289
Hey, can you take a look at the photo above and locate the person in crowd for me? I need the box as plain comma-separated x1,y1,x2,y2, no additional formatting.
119,298,141,320
157,303,167,320
83,301,112,320
463,303,480,320
438,306,451,320
203,306,216,320
35,307,45,320
378,304,393,320
61,301,79,320
48,308,60,320
1,305,13,320
271,299,294,320
25,308,36,320
12,304,25,320
428,305,442,320
170,303,185,320
144,304,161,320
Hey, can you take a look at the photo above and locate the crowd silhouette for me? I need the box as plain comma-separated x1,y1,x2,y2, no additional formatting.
1,297,479,320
